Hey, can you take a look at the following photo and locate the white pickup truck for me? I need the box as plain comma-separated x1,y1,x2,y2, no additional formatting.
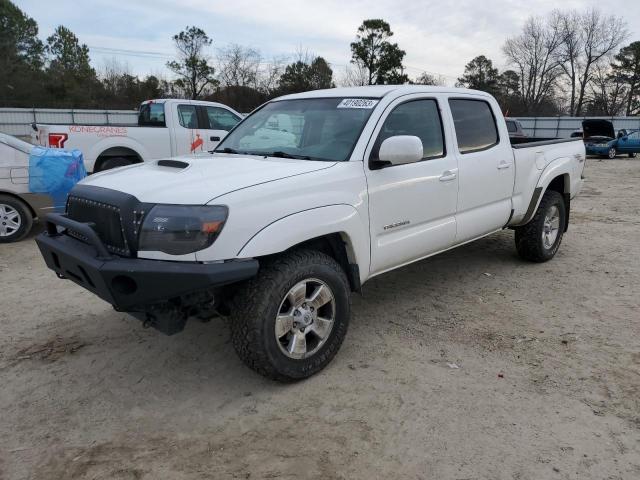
36,86,585,381
33,99,243,172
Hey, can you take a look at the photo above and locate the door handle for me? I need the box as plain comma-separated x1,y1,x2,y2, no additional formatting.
210,136,221,141
439,170,457,182
497,161,511,170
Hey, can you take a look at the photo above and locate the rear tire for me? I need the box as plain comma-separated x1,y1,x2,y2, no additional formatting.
629,152,637,158
229,249,351,381
97,157,134,172
515,190,566,263
0,195,33,243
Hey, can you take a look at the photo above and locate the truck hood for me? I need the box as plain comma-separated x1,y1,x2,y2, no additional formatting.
81,154,336,204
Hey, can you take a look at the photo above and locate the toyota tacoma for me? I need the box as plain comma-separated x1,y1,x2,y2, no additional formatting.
36,86,586,381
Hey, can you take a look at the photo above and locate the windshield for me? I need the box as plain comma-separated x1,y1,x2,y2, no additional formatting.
215,97,379,161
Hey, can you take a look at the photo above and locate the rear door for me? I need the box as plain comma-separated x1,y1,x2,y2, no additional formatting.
447,97,514,242
172,102,206,156
202,106,243,151
365,95,459,275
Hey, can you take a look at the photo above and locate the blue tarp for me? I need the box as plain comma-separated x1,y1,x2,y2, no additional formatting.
28,147,87,210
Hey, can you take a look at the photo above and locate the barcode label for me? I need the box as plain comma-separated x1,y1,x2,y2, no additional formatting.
337,98,379,109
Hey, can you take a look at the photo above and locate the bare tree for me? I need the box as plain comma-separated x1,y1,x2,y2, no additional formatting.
217,44,261,89
574,9,627,115
413,72,445,86
257,56,286,95
512,9,626,115
553,10,582,114
101,57,131,97
503,16,564,114
340,63,369,87
586,62,628,115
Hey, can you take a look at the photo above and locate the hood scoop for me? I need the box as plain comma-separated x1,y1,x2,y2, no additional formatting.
157,159,189,169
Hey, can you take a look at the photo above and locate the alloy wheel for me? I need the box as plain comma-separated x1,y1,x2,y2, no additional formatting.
275,278,336,359
542,205,560,250
0,204,21,238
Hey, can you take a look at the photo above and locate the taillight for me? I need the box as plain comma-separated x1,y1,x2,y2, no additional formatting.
48,133,68,148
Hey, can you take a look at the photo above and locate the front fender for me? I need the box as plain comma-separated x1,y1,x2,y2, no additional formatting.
237,204,370,282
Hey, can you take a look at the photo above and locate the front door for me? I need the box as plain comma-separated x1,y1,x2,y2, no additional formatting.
202,105,242,151
365,96,459,275
618,131,640,153
447,98,514,242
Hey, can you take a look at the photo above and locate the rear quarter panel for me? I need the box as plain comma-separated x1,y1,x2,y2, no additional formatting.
511,140,585,224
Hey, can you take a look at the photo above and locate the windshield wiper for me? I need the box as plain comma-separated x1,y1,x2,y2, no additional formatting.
213,147,240,154
268,151,312,160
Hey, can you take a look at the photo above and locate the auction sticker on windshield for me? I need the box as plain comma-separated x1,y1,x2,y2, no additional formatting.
337,99,379,109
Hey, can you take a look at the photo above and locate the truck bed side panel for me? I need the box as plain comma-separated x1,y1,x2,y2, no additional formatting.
35,124,172,171
511,139,585,224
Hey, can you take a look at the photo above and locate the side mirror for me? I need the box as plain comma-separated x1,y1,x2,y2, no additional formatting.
378,135,423,166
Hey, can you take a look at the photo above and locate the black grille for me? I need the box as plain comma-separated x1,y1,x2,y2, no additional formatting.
66,195,130,255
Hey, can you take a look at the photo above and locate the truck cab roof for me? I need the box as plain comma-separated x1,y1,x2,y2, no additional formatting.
276,85,493,101
140,98,234,108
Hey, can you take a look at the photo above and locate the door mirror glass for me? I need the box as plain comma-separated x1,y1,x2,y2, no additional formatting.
378,135,424,165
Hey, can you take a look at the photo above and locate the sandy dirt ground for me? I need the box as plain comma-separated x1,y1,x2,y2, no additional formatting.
0,159,639,480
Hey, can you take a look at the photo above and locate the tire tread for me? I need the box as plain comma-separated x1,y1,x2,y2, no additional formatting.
515,190,565,263
229,249,350,381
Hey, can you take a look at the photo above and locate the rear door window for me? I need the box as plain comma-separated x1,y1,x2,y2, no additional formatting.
449,99,499,153
177,105,198,129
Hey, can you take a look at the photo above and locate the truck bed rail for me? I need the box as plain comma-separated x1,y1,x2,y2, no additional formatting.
511,137,583,149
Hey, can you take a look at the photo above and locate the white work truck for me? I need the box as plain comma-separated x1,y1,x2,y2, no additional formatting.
36,86,585,381
33,99,243,172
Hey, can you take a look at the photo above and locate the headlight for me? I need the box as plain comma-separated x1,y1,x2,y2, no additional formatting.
138,205,228,255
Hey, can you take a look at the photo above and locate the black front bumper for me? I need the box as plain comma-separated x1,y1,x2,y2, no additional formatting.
36,214,259,311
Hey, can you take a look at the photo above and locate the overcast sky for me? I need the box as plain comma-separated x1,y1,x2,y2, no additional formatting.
16,0,636,85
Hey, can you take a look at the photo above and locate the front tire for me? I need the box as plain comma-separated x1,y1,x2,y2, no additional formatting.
515,190,566,263
608,147,617,159
0,195,33,243
229,250,351,381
